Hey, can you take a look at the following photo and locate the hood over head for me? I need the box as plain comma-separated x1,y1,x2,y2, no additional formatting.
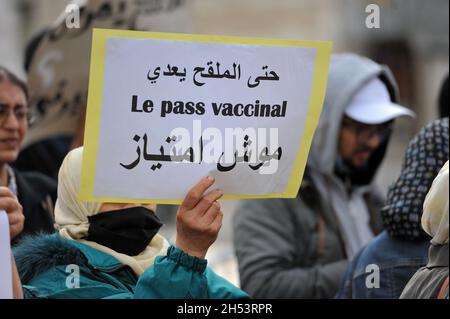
54,146,102,238
308,53,406,186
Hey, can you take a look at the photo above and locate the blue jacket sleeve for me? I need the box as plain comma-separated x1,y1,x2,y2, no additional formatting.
336,248,364,299
134,245,249,299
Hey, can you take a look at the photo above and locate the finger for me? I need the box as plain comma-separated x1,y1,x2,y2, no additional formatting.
7,211,24,226
202,201,221,225
0,187,15,198
8,212,21,224
194,189,223,216
9,223,23,238
209,210,223,234
0,197,21,213
180,176,215,211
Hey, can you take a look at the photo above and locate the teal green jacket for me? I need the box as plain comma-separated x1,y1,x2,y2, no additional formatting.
13,233,249,299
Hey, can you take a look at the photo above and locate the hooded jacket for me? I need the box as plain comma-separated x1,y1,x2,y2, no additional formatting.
14,233,249,299
233,54,398,298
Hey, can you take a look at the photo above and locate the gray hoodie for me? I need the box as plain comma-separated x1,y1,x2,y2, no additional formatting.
308,53,399,258
233,54,399,298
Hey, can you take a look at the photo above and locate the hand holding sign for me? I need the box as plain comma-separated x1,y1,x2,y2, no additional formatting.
176,176,223,259
0,187,25,299
0,187,25,239
0,210,13,299
0,188,24,299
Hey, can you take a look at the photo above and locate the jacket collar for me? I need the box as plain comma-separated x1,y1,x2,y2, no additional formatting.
427,243,449,268
62,235,125,271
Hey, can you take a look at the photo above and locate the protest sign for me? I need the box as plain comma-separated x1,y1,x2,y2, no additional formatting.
80,28,331,204
23,0,191,148
0,210,12,299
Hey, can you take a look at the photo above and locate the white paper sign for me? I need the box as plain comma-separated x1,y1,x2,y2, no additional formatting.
0,210,13,299
81,29,331,203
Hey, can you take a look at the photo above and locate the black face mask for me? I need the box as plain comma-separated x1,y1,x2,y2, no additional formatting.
86,206,163,256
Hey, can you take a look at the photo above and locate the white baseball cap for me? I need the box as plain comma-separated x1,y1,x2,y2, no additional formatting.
345,77,415,124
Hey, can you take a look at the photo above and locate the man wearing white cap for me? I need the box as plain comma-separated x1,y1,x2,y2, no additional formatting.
339,76,414,171
234,53,415,298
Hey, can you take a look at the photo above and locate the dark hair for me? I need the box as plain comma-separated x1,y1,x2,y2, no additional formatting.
0,66,29,100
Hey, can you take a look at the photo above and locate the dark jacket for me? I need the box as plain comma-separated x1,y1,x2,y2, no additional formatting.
13,136,72,181
12,168,56,245
401,244,449,299
14,233,249,299
233,170,383,299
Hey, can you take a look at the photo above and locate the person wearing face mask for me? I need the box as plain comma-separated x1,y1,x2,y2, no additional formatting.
13,147,248,299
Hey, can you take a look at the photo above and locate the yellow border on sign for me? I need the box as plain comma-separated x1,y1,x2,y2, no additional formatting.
80,28,332,204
